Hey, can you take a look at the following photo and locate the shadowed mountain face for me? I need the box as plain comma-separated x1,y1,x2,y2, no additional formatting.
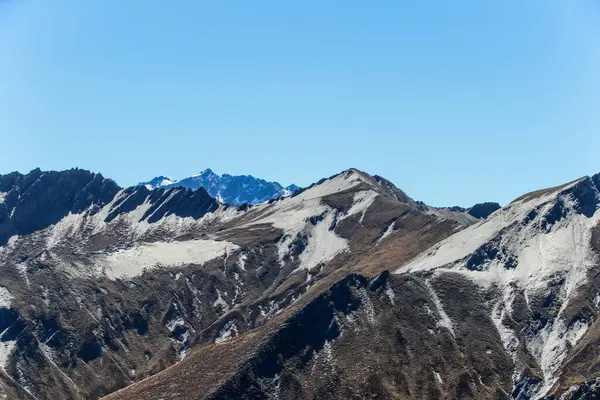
466,202,501,219
139,169,300,205
0,169,120,245
1,167,600,400
0,169,221,247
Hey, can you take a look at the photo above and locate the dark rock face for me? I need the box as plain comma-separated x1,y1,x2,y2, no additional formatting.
467,202,501,219
592,173,600,192
0,169,221,246
0,168,120,245
106,185,220,224
560,378,600,399
565,176,600,218
139,169,299,205
0,308,26,341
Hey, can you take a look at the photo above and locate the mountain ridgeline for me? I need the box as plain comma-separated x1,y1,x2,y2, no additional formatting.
138,169,300,205
0,167,599,400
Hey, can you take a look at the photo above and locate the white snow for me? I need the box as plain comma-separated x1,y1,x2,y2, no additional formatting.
340,190,378,224
51,190,241,249
297,170,366,201
38,342,80,394
399,178,588,275
395,177,600,398
237,253,247,271
166,317,185,332
40,286,50,307
0,341,16,370
237,171,372,272
376,221,396,245
213,288,229,312
528,318,590,397
322,340,334,364
46,212,82,249
425,282,455,337
491,288,519,359
433,371,444,384
99,239,239,279
0,235,19,258
384,284,395,305
357,287,376,324
0,287,13,309
215,320,238,344
0,192,6,204
14,263,29,288
297,211,348,271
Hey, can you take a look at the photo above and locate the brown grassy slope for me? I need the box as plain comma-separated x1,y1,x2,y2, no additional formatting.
104,271,514,400
101,198,465,400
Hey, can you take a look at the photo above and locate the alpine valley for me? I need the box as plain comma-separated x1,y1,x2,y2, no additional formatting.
1,166,599,400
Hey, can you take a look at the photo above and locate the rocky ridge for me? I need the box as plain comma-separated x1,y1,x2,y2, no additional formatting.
1,167,599,400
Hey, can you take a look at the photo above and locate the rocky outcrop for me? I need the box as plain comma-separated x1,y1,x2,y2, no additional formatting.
467,202,501,219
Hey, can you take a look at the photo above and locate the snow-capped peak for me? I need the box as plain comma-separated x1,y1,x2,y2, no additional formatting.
137,169,300,205
138,176,174,190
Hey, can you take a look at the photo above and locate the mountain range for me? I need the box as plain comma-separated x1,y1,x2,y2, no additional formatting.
0,166,599,400
138,169,300,205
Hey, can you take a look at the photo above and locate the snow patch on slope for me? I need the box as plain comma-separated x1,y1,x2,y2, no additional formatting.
376,221,396,245
491,287,519,359
425,282,455,337
396,177,600,398
0,287,13,309
0,341,16,370
298,211,347,271
529,318,590,397
399,178,588,275
215,320,238,344
340,190,378,224
99,240,239,279
46,212,82,249
433,371,444,384
241,171,367,271
213,288,230,313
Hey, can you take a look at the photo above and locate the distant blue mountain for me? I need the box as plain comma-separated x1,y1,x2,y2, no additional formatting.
138,169,300,205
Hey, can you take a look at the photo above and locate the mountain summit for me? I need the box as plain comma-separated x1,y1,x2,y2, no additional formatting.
138,169,299,205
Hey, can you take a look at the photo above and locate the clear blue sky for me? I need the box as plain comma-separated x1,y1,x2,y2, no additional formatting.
1,1,599,206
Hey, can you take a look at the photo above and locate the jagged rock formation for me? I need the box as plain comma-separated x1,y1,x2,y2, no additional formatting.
139,169,299,205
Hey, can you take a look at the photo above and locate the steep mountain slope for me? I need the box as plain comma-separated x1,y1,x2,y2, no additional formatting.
105,172,600,400
0,167,471,400
0,169,242,399
5,166,596,400
398,175,600,398
139,169,299,205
